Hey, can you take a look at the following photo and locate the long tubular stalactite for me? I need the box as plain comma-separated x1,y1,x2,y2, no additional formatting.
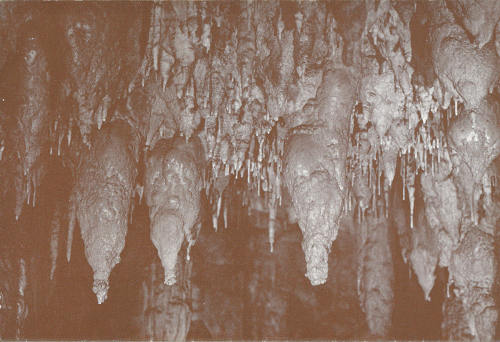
49,205,61,281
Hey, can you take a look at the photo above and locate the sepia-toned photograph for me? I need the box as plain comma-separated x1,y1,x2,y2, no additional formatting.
0,0,499,340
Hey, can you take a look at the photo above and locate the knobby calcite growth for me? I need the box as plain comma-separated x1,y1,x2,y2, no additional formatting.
446,0,500,49
61,3,144,146
284,67,354,286
284,130,339,286
359,70,405,140
428,1,500,110
448,226,497,341
442,294,476,340
74,121,138,304
420,2,500,338
447,102,500,224
420,156,461,269
145,137,203,286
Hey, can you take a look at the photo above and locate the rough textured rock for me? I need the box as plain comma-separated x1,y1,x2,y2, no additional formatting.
11,19,50,219
357,214,394,337
448,101,500,223
140,257,192,341
420,166,461,268
496,20,500,56
450,227,495,290
409,210,439,301
283,130,341,286
1,1,500,340
442,294,475,340
283,68,354,286
145,137,203,285
61,3,145,145
446,0,500,48
74,121,138,304
0,250,16,339
448,226,497,340
360,70,405,139
428,1,500,109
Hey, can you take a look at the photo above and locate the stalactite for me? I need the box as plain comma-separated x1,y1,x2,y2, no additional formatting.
284,130,342,286
49,206,61,281
0,1,499,340
74,121,138,304
10,19,50,220
420,164,461,269
283,67,354,286
357,213,394,337
145,137,203,286
62,3,144,146
428,1,499,110
409,209,439,301
447,105,500,223
448,226,497,341
268,204,276,253
16,258,26,339
66,194,76,263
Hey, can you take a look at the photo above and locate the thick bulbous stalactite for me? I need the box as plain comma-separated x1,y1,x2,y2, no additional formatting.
283,67,354,286
446,0,500,49
447,102,500,224
144,137,203,286
427,0,499,110
283,129,342,286
72,121,138,304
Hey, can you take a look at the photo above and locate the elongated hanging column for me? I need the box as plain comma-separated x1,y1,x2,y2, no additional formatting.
357,211,394,337
283,68,354,286
145,137,203,286
283,129,344,286
12,22,50,220
73,121,138,304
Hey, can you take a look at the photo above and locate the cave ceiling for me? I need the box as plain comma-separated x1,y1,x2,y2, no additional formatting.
0,0,499,340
